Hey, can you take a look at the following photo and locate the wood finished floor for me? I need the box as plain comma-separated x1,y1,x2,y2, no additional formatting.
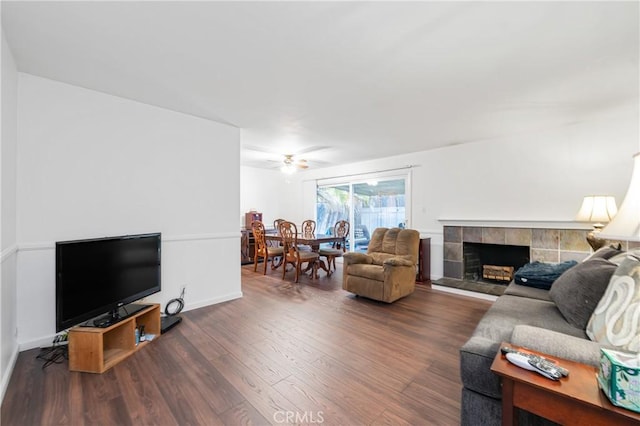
2,263,492,426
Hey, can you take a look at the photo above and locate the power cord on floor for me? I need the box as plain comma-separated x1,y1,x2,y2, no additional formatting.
164,287,185,316
36,332,69,370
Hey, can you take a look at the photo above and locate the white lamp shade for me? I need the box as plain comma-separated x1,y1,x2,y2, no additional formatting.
575,195,618,225
600,152,640,241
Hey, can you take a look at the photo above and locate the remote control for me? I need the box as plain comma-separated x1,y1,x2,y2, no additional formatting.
501,346,569,377
505,353,537,372
505,353,561,380
527,357,563,381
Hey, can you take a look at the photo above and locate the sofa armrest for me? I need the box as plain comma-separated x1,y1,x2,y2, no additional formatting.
460,336,503,398
343,252,373,265
383,257,415,267
511,325,602,367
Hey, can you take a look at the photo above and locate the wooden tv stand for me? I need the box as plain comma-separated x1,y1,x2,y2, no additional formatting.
68,303,161,373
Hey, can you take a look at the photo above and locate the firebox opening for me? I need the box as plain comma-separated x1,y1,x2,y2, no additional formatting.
463,242,530,284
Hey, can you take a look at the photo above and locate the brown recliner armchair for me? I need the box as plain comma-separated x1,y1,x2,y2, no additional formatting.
343,227,420,303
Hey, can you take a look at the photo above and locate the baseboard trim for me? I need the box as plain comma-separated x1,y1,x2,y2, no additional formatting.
183,291,243,312
1,345,19,404
431,284,498,302
18,292,245,352
18,335,55,352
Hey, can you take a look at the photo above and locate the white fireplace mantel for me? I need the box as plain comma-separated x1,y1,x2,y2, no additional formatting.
438,219,592,230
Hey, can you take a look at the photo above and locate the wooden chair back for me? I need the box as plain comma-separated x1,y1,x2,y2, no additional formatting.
251,220,284,274
279,221,299,256
334,220,350,251
301,219,316,239
273,218,285,232
279,220,319,282
251,220,268,257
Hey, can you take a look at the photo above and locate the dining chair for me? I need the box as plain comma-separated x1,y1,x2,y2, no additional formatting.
251,220,284,275
318,220,349,272
301,219,316,238
273,218,286,247
279,221,319,283
273,218,286,234
299,219,316,251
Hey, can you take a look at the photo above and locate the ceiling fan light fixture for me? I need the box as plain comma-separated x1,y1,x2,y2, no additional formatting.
280,163,297,174
280,154,306,174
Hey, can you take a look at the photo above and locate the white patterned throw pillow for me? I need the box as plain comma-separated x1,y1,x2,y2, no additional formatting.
586,255,640,352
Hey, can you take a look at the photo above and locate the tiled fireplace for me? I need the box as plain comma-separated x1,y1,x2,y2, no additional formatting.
462,242,530,282
443,226,593,281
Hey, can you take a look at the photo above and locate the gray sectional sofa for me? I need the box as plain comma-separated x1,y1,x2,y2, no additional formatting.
459,252,620,425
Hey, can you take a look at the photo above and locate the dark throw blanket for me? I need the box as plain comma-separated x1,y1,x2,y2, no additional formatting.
514,260,578,290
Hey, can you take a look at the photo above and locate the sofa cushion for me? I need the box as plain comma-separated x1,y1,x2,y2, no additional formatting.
582,245,624,262
383,257,415,267
586,255,640,351
460,295,586,398
469,295,586,343
346,263,384,281
549,258,617,329
503,281,552,301
381,227,402,253
609,249,640,266
343,252,372,265
367,228,386,253
366,227,419,261
511,325,603,367
369,252,395,266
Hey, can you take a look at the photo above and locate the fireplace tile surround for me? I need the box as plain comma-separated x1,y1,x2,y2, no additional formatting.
443,225,640,281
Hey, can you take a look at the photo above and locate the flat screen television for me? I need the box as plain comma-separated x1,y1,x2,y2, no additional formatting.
55,232,161,332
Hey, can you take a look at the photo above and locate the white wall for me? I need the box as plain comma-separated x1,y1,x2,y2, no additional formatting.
1,26,19,402
280,102,639,279
240,165,295,227
16,74,241,348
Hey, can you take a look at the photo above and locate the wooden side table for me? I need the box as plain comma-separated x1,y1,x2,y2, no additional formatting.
491,343,640,426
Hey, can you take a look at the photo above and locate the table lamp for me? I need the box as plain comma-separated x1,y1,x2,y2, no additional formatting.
575,195,618,251
599,152,640,242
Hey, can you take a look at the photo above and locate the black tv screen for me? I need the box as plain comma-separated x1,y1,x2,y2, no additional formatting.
56,232,161,332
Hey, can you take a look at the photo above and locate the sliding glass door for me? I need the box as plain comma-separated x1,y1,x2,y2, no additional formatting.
317,175,408,252
317,184,350,237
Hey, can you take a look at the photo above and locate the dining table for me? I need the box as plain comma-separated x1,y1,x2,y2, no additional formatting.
265,234,346,278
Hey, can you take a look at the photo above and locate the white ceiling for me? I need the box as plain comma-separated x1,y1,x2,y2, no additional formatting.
2,1,638,170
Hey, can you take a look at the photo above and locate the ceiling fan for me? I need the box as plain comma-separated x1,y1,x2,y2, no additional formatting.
242,144,332,172
280,154,308,174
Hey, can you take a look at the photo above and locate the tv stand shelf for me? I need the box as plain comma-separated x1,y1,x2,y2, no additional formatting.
68,303,160,373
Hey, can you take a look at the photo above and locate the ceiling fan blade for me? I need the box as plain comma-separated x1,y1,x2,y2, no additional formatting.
307,159,332,166
296,145,331,155
244,146,332,172
243,144,277,154
296,160,309,169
